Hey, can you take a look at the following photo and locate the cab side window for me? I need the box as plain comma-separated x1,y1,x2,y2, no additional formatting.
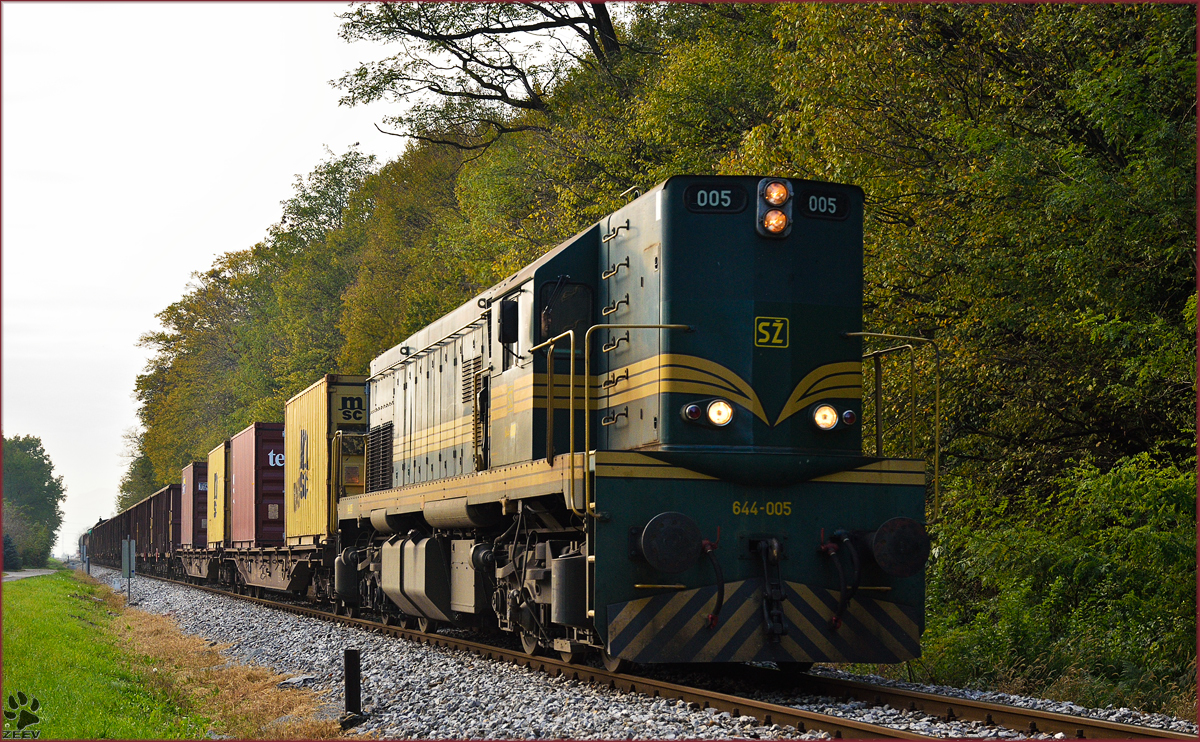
539,281,593,346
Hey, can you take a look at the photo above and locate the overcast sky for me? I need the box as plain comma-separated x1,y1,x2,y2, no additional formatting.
2,3,411,553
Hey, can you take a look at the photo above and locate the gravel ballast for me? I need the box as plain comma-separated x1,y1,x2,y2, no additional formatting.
95,569,1196,739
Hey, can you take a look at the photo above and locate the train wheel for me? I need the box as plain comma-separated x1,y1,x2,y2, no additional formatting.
416,616,437,634
398,615,415,630
520,632,543,657
558,649,584,664
600,648,630,674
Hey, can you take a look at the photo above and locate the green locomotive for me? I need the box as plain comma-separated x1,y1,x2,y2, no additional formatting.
338,175,931,670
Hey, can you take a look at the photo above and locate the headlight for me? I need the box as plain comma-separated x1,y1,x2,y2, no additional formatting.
756,178,793,238
762,209,789,234
812,404,839,430
706,400,734,427
763,180,790,206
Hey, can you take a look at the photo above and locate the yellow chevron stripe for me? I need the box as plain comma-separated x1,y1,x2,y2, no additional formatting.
775,362,864,426
615,590,697,658
843,596,909,659
594,465,717,480
878,599,922,644
787,586,849,662
694,590,761,662
592,452,717,480
778,631,816,663
811,459,926,486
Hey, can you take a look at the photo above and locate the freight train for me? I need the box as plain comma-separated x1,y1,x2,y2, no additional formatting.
87,175,932,672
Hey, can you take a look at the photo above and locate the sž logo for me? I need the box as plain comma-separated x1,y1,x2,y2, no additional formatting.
754,317,789,348
339,396,364,422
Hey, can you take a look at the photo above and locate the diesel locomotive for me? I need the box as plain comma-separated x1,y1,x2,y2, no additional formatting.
87,175,932,672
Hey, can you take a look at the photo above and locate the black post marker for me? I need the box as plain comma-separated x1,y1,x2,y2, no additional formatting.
345,649,361,715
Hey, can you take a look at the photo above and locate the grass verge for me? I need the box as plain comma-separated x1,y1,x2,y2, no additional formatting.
103,573,343,739
2,569,209,738
2,569,343,739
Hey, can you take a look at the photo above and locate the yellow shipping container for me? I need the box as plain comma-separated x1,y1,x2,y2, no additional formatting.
285,374,367,544
207,440,230,548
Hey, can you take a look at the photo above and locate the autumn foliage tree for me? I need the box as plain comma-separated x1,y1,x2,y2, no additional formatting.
123,3,1194,711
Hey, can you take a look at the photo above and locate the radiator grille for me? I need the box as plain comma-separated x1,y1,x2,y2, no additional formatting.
462,356,483,403
366,422,393,492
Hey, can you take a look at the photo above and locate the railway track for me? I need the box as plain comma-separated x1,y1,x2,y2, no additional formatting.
126,572,1190,740
777,673,1194,740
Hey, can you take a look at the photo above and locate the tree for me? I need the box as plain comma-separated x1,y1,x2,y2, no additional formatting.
2,436,66,533
729,3,1196,499
269,146,378,399
3,533,21,572
116,429,158,511
337,139,469,372
334,2,626,151
2,435,64,568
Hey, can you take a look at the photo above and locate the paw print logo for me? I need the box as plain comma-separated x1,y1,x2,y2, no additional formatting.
4,692,40,730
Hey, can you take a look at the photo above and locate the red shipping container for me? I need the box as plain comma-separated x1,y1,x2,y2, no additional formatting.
181,462,208,548
229,422,285,547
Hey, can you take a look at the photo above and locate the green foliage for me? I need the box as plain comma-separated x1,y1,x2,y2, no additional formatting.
924,454,1196,710
337,140,470,372
4,533,22,572
116,430,159,512
731,3,1196,496
125,4,1195,711
131,148,378,484
2,436,66,568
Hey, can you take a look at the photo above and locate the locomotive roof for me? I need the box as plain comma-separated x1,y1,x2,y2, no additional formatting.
369,190,626,378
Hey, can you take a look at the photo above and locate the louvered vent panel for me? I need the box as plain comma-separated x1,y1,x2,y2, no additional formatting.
462,356,482,403
366,422,393,492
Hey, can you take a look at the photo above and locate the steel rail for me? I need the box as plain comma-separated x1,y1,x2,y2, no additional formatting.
787,673,1195,741
122,573,929,740
119,572,1189,740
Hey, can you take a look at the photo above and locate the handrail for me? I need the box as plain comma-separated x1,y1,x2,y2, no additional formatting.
529,330,581,517
369,312,489,381
845,332,941,518
584,323,692,516
862,344,915,457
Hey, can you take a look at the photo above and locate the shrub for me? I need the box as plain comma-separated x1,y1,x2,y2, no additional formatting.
922,453,1196,713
